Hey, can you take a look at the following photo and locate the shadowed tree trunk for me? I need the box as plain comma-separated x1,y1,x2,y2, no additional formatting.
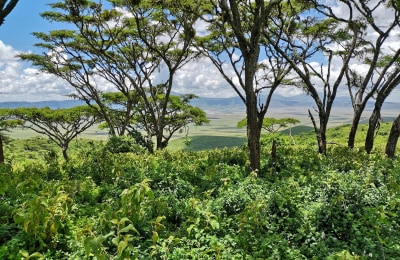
385,114,400,158
0,134,4,163
365,107,381,154
309,109,327,155
348,102,367,149
246,86,262,172
61,143,69,162
365,84,399,153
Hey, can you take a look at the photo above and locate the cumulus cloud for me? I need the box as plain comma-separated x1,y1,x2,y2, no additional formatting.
0,40,73,102
275,87,304,97
173,58,237,98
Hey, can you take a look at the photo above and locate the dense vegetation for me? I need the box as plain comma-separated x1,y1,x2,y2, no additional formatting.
0,124,399,259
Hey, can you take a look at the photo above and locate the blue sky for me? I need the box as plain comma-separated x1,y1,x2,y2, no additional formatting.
0,1,79,102
0,1,51,52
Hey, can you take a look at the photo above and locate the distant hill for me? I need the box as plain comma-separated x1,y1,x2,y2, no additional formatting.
0,100,86,109
0,94,397,114
191,94,399,112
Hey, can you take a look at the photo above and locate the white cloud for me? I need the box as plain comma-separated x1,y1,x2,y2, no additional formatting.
0,40,73,102
173,57,237,98
194,19,209,37
0,41,123,102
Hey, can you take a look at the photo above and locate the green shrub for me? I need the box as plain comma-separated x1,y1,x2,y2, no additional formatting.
104,135,147,154
12,183,73,256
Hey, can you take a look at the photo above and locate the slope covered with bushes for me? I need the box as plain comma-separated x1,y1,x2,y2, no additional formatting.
0,125,399,259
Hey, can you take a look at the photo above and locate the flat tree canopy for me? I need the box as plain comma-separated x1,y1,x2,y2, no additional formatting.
2,106,99,161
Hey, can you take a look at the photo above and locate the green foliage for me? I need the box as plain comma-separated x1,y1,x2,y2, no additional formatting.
0,127,399,258
97,90,209,151
3,0,400,257
326,250,359,259
172,135,247,151
82,178,155,258
12,183,73,256
104,135,147,154
0,164,12,195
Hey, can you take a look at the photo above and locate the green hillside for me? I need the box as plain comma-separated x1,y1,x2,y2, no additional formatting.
0,122,399,259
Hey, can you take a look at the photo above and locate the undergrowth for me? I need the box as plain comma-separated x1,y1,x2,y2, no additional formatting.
0,124,399,259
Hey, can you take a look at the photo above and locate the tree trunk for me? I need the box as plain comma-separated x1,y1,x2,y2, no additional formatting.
318,129,327,155
365,86,394,154
156,131,164,150
270,138,277,171
348,105,363,149
365,106,382,154
247,118,261,173
309,110,327,155
244,49,262,172
62,144,69,161
246,92,261,172
385,114,400,158
0,134,4,164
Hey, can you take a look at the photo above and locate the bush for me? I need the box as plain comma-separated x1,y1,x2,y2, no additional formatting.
104,135,147,154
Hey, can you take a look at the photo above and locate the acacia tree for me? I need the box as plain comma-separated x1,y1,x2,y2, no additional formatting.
265,1,360,155
5,106,98,161
115,0,206,149
340,0,400,151
99,90,209,152
197,0,304,172
19,1,128,136
20,0,204,150
386,114,400,158
134,91,209,150
237,117,300,135
0,0,18,25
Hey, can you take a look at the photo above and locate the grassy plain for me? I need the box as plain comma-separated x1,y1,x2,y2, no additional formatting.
4,105,399,152
5,119,397,166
